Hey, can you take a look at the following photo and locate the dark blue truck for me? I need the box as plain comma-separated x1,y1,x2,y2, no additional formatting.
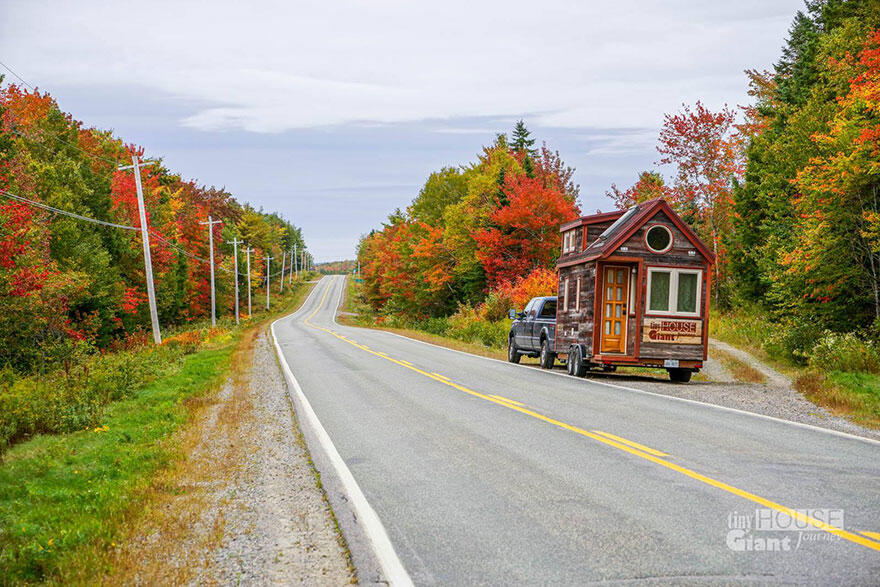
507,296,557,369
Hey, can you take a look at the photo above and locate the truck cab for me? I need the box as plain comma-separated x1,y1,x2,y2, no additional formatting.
507,296,557,368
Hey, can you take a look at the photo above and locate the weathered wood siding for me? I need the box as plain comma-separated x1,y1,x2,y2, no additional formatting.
556,261,595,351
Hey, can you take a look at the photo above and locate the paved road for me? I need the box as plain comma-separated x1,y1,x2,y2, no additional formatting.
273,276,880,585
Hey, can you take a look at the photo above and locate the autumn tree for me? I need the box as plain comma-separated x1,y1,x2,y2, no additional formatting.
606,171,670,210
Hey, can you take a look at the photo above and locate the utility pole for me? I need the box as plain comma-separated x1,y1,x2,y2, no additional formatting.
244,246,254,317
279,250,286,294
301,249,305,277
227,236,240,325
199,215,222,326
289,246,294,285
265,255,274,310
118,155,161,344
294,243,299,280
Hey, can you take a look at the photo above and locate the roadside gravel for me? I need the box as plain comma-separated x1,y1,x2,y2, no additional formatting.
204,331,355,585
586,369,880,442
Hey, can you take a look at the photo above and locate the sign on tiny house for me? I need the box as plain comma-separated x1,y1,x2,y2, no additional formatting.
555,198,714,382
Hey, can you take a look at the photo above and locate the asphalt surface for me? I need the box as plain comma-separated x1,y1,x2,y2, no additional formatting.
273,276,880,585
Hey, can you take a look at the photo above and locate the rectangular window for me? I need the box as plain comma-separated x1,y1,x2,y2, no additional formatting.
649,271,670,312
646,268,702,317
563,278,569,311
677,272,698,313
575,277,581,312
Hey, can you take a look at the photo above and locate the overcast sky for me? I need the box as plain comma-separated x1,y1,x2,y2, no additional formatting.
1,0,803,261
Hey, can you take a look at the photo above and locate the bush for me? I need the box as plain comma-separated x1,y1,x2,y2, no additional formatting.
0,329,211,454
762,317,824,366
809,331,880,374
447,306,508,349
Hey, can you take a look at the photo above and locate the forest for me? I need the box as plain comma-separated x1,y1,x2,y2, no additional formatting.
0,82,307,377
356,0,880,369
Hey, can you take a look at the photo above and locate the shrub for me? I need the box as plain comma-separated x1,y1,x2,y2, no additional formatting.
0,328,213,454
478,267,557,321
447,306,508,349
762,317,824,366
809,331,880,374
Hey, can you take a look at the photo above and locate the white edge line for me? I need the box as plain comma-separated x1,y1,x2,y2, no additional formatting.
330,278,880,448
271,279,414,587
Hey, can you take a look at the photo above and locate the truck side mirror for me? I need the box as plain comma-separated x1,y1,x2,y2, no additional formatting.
508,309,517,320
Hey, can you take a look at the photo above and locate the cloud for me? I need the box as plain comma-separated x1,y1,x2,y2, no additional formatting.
0,0,801,133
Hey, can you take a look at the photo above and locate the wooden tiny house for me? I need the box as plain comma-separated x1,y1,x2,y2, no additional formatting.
555,199,714,382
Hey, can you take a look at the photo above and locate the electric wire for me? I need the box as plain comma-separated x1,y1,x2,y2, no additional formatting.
0,60,123,166
0,188,138,230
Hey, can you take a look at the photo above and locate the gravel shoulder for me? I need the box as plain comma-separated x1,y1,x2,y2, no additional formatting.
581,360,880,443
204,331,355,584
114,329,355,585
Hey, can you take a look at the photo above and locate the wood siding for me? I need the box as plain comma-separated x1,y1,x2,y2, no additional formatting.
556,262,595,351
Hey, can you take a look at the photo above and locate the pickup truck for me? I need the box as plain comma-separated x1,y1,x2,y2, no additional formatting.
507,296,557,369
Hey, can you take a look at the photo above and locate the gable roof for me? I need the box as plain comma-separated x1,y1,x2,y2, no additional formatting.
557,198,715,267
559,209,624,232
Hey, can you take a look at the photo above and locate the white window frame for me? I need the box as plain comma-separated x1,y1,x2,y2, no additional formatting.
563,278,569,312
645,267,702,317
575,277,581,312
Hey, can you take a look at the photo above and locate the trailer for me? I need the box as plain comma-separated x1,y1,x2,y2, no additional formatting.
554,198,714,382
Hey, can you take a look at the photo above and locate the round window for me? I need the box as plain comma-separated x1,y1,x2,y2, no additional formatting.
646,225,672,253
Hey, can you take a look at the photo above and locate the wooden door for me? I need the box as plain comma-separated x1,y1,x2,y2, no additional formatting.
600,266,629,354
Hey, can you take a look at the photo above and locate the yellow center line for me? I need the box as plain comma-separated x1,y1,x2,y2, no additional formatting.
861,530,880,541
431,372,451,380
301,283,880,553
491,394,525,407
592,430,669,457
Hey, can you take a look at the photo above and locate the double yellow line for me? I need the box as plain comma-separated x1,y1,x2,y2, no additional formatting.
303,281,880,552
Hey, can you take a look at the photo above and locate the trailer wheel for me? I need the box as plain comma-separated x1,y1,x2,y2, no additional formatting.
540,339,555,369
507,336,521,364
569,346,587,378
668,368,692,383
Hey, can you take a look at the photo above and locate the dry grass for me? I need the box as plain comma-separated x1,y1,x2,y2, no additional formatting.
711,348,766,384
100,283,318,584
102,327,258,584
795,371,880,429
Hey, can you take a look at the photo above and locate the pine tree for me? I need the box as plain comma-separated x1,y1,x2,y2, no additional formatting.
511,120,536,156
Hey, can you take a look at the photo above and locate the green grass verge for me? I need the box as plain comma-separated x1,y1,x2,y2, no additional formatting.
0,279,316,584
0,345,232,584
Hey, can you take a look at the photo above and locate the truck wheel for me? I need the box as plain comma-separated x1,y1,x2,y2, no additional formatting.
570,346,587,378
668,368,692,383
508,337,521,364
540,339,555,369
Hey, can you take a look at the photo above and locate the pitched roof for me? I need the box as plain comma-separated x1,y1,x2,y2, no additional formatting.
557,198,715,267
559,209,624,232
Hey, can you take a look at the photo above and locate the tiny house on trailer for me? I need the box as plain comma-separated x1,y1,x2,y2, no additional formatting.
555,198,714,382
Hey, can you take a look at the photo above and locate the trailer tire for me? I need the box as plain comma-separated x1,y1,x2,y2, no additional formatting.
507,336,521,364
569,346,587,378
540,339,555,369
668,368,692,383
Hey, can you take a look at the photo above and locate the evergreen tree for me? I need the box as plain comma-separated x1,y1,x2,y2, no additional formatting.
511,120,536,156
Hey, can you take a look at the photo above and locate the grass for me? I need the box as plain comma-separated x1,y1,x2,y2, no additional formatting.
0,277,318,584
0,345,232,584
711,306,880,429
711,347,766,384
795,370,880,429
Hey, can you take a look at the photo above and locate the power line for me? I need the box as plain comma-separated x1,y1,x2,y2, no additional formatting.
0,188,139,230
0,60,33,88
0,61,121,166
1,189,292,281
